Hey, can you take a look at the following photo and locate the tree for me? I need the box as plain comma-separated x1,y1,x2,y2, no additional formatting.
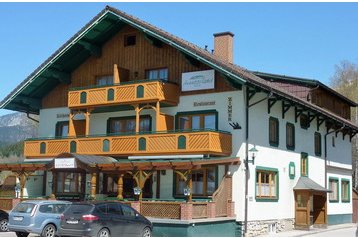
330,60,358,188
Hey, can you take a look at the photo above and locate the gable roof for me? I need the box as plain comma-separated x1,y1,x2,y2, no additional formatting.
1,5,357,133
252,71,357,107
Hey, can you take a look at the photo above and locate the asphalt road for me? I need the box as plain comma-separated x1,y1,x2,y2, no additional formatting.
0,232,38,237
303,226,357,237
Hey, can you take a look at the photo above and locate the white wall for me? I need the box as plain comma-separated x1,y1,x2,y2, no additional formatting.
39,107,70,137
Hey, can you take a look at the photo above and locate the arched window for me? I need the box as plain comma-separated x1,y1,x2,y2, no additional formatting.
107,89,114,101
138,137,146,151
103,139,110,152
136,85,144,98
178,135,186,149
80,92,87,104
40,142,46,154
70,141,77,153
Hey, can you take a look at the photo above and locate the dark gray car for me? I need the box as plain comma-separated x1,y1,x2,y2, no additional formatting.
58,201,152,237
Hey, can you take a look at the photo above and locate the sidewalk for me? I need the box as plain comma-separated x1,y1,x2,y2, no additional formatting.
261,223,357,237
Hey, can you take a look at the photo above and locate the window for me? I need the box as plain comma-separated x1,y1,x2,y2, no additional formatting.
177,111,217,131
107,203,122,215
106,176,118,194
146,68,168,81
314,132,322,156
286,123,295,150
301,152,308,177
300,114,310,129
107,116,151,134
175,167,216,197
341,179,350,202
55,121,69,137
269,117,279,147
256,168,278,201
329,178,339,202
124,34,136,46
56,172,84,194
332,136,335,147
122,205,136,218
97,75,113,86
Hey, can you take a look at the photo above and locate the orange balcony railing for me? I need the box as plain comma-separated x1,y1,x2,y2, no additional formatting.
24,130,232,158
68,80,179,109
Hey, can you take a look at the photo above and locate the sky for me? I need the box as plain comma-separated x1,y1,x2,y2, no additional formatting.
0,2,358,116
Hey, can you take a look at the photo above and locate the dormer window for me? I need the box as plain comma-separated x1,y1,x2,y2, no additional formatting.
124,34,136,46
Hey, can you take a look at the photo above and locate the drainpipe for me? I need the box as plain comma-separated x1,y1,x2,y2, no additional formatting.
26,112,39,123
324,124,345,188
244,87,272,236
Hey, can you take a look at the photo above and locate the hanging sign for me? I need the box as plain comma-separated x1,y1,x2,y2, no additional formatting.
55,158,77,169
181,70,215,91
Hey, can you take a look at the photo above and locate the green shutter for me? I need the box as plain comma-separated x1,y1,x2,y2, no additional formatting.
70,141,77,153
103,139,110,152
80,92,87,104
136,85,144,98
138,137,146,151
178,135,186,149
107,89,114,101
40,142,46,154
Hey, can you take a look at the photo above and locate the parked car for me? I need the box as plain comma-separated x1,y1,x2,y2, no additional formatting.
58,201,153,237
8,200,71,237
0,209,9,232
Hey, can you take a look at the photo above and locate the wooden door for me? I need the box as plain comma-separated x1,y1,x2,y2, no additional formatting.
313,193,327,225
295,190,310,229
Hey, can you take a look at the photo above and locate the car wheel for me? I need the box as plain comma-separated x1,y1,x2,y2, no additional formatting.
15,232,29,237
142,227,151,237
0,218,9,232
41,224,56,237
97,228,110,237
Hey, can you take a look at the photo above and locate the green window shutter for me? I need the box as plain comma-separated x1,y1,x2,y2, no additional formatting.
289,162,295,179
178,135,186,149
136,85,144,98
103,139,110,152
80,92,87,104
138,137,146,151
70,141,77,153
40,142,46,154
107,89,114,101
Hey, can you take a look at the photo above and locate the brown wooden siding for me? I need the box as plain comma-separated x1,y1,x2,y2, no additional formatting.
311,88,351,120
42,25,235,109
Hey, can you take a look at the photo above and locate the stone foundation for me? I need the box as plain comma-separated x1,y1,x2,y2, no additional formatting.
246,218,294,237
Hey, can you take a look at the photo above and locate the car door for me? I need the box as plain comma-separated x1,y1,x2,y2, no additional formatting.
120,204,143,236
107,203,127,236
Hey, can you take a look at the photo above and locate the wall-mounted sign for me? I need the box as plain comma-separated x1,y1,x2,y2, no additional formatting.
193,101,216,107
227,97,233,122
181,70,215,92
56,113,69,119
55,158,77,169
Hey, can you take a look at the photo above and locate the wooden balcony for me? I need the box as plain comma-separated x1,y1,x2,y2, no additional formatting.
68,80,179,109
24,130,232,158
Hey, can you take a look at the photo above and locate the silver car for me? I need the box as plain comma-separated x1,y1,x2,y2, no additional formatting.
8,200,71,237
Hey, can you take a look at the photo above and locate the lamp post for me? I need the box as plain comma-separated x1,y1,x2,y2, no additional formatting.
248,145,258,165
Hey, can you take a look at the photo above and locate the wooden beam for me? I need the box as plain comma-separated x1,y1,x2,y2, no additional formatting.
47,68,71,84
17,96,42,108
268,98,278,114
248,88,257,101
295,107,303,123
282,101,291,119
143,33,163,48
182,53,200,67
78,40,101,57
317,115,325,131
308,111,316,123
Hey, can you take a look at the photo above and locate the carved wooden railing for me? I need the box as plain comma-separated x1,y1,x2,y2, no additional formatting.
24,130,232,158
68,80,180,109
213,176,232,217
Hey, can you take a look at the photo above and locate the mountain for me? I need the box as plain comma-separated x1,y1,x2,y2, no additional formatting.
0,112,38,146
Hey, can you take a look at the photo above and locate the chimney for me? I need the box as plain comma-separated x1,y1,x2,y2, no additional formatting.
213,31,234,64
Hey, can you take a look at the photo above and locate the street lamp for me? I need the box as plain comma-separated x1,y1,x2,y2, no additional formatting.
247,145,258,165
183,186,191,202
133,187,142,196
14,184,20,198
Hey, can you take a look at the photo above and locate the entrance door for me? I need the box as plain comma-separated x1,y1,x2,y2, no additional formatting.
312,194,327,227
295,190,310,229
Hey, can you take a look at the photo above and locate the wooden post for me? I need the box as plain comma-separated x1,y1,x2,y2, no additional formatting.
117,173,124,200
91,172,97,199
135,105,140,133
85,109,92,136
19,173,26,198
69,111,75,136
188,172,193,202
138,171,143,201
156,101,160,131
114,64,120,84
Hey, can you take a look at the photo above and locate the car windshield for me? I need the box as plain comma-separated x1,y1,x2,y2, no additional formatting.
65,204,94,215
12,203,36,213
39,204,70,214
